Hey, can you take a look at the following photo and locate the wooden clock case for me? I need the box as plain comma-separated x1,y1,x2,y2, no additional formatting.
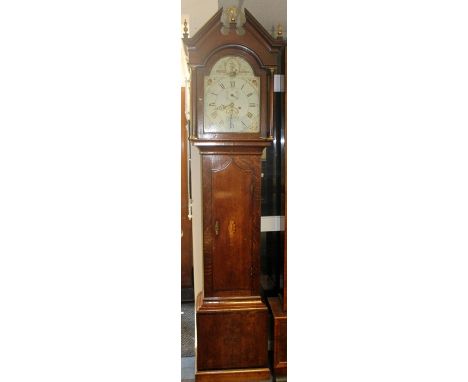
184,8,285,381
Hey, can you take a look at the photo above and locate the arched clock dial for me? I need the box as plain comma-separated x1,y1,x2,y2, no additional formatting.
204,56,260,133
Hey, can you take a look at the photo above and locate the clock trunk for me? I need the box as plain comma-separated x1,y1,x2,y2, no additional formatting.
202,154,261,298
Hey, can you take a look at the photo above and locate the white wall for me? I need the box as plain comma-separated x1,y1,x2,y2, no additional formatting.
181,0,219,38
190,146,203,301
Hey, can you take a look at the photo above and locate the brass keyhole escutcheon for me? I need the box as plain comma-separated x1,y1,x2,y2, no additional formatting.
214,220,220,236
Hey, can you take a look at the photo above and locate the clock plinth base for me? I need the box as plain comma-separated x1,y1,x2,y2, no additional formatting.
195,292,269,374
195,367,271,382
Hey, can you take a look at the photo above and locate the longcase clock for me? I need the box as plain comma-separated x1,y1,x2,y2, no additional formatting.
183,7,285,381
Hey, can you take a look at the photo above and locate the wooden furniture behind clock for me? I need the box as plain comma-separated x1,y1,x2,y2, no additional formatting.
181,87,194,302
183,7,285,382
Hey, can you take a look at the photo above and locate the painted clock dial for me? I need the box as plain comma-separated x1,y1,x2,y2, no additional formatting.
204,56,260,133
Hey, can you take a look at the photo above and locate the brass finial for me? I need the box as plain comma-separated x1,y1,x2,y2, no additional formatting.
183,19,188,38
229,8,236,23
221,6,245,35
277,24,283,39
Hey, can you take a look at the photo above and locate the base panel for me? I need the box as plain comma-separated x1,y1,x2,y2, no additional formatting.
195,367,271,382
196,293,269,371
